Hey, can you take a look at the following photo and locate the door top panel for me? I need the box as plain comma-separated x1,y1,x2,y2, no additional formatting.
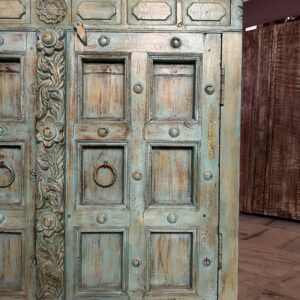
0,0,242,31
75,32,204,53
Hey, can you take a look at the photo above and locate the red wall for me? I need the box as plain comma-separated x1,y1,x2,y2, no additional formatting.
244,0,300,27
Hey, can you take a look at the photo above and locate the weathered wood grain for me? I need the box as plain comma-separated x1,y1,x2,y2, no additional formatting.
219,32,242,300
241,20,300,220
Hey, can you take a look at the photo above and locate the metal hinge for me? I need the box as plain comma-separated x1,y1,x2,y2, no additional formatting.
220,67,225,106
218,232,223,269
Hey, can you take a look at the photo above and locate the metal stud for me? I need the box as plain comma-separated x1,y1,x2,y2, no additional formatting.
167,213,178,224
96,213,108,224
97,127,109,137
132,171,142,181
203,171,213,180
205,84,215,95
131,258,141,267
133,82,143,94
170,37,182,48
203,257,211,267
98,35,110,47
169,127,180,138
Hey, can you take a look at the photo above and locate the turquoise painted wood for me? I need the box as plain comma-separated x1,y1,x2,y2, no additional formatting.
0,1,242,299
65,32,221,299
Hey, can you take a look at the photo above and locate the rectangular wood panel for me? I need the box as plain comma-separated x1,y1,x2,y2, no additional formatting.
0,145,23,205
0,233,22,291
152,62,195,121
151,146,194,205
79,144,126,205
79,232,124,290
0,59,21,119
81,59,126,120
149,232,193,290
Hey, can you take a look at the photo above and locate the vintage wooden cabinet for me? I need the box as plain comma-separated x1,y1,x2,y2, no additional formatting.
0,1,242,299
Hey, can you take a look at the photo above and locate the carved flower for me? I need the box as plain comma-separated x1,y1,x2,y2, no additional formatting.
36,116,63,147
36,209,63,238
36,0,67,25
37,28,64,56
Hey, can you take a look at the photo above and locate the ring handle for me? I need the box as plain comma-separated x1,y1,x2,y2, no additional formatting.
93,161,117,188
0,161,15,188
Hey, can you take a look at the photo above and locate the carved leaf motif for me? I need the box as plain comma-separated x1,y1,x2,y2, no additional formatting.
132,1,172,21
36,0,67,24
35,28,65,300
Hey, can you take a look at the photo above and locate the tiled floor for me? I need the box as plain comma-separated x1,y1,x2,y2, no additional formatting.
238,214,300,300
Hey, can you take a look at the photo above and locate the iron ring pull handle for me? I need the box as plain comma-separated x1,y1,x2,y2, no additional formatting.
93,161,117,188
0,161,15,188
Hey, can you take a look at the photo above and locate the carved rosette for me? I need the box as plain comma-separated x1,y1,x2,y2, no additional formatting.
35,28,65,300
36,0,67,24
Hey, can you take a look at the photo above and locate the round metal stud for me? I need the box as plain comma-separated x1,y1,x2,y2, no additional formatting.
133,83,143,94
169,127,180,138
167,213,178,224
203,171,213,180
131,258,141,267
170,37,182,48
98,36,110,47
202,257,211,267
96,213,108,224
0,213,5,224
205,84,215,95
97,127,109,138
0,36,4,46
132,171,143,181
0,126,5,136
42,31,56,47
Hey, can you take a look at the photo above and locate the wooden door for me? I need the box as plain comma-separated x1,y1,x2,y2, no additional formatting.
0,32,36,299
65,31,221,299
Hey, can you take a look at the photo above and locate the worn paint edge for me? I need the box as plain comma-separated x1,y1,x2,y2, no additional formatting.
219,32,242,300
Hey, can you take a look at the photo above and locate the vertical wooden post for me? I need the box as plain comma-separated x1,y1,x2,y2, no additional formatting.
35,28,65,300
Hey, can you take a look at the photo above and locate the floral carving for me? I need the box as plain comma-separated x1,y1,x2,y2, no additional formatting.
35,28,65,300
36,0,67,24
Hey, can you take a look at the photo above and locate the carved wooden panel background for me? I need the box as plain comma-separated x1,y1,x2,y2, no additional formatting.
241,20,300,219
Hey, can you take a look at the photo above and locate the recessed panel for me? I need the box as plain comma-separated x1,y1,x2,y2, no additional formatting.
73,0,122,25
0,145,22,205
79,232,123,290
151,146,194,205
80,145,125,205
152,62,195,121
183,0,230,26
81,60,125,120
149,232,193,289
128,0,177,25
0,233,22,290
0,59,21,119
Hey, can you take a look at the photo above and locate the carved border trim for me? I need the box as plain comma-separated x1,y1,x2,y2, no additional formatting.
35,28,65,299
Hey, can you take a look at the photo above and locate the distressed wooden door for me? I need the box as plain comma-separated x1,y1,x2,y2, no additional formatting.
0,32,36,298
65,31,221,299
